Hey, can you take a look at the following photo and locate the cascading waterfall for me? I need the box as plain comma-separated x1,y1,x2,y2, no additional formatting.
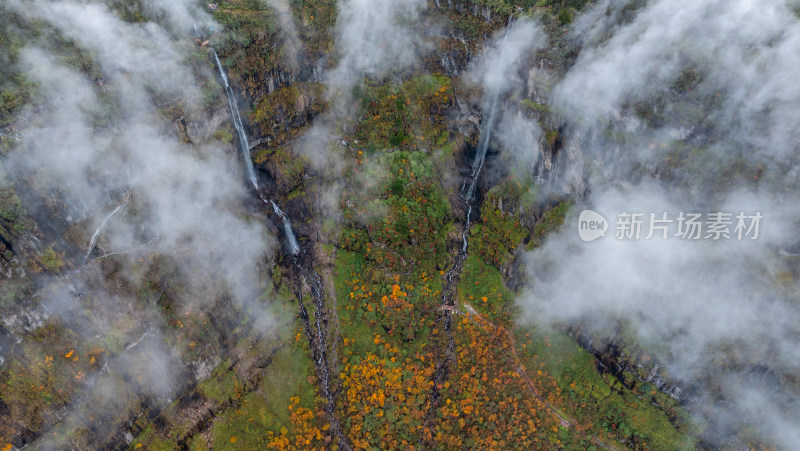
451,82,501,281
464,95,499,200
268,210,346,447
447,45,510,304
429,49,508,428
260,198,347,444
463,27,511,201
211,49,258,190
269,200,300,255
196,26,345,448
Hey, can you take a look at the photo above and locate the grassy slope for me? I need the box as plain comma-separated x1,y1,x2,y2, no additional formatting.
514,326,696,450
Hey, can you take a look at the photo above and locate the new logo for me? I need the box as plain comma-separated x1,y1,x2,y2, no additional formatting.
578,210,608,242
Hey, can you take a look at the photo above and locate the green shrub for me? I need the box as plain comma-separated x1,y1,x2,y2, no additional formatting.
557,8,573,25
40,247,64,272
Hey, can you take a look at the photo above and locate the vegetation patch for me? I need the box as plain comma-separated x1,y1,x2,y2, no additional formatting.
527,199,572,249
250,82,327,146
457,254,513,323
203,344,321,449
470,178,536,268
210,0,281,93
515,326,696,449
38,247,64,273
353,76,453,152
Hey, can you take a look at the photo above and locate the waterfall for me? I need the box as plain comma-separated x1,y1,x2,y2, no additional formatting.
211,49,229,88
463,28,511,201
83,191,131,264
444,24,513,305
270,200,300,255
464,93,499,200
211,49,258,190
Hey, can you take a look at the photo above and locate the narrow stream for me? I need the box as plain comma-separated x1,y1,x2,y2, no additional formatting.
424,70,501,444
293,261,348,449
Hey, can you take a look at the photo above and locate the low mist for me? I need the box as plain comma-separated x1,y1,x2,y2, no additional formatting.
518,0,800,447
2,0,275,444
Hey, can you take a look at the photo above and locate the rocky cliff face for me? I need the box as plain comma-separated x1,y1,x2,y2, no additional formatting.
3,0,793,449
